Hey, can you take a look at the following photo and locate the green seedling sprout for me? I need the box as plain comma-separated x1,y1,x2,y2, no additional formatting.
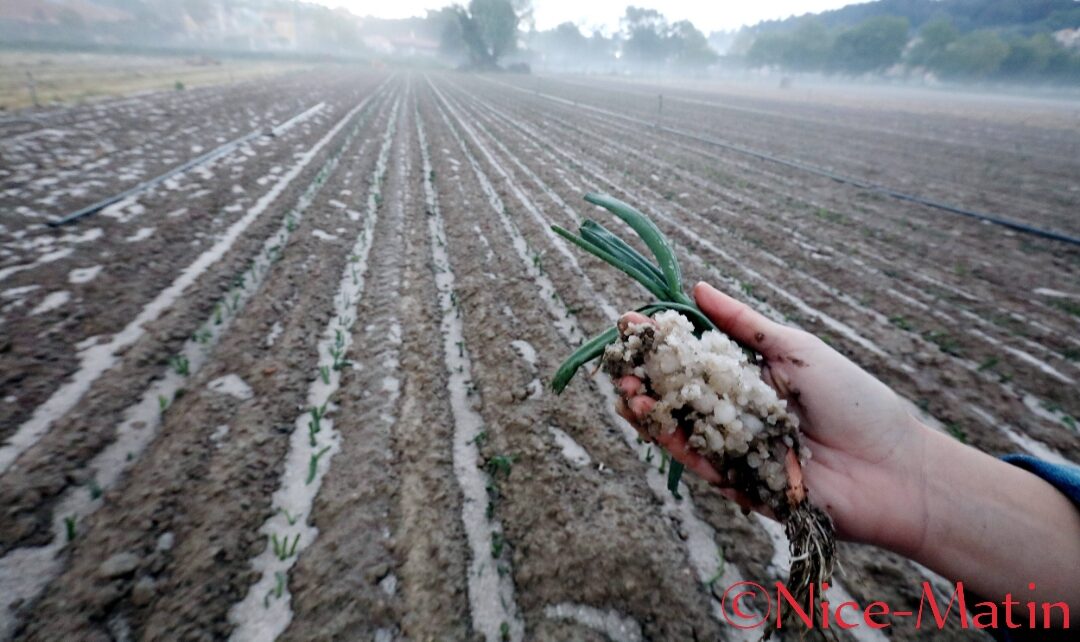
318,365,330,385
64,516,77,542
264,571,287,608
307,446,332,484
169,354,190,376
307,403,327,447
271,533,301,561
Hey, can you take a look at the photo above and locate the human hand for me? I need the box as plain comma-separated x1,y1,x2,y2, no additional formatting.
616,282,936,553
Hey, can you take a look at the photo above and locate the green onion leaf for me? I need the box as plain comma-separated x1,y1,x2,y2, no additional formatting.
550,326,619,394
667,461,685,499
580,220,666,285
584,193,683,299
551,225,669,300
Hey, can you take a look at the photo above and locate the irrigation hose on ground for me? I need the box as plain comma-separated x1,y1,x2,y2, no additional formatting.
46,102,325,228
489,76,1080,248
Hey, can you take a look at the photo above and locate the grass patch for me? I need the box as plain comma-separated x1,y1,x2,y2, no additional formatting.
813,208,846,224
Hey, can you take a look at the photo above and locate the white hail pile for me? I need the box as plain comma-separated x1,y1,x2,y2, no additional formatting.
604,310,805,495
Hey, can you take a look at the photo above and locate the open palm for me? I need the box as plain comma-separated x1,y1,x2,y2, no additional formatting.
617,282,933,552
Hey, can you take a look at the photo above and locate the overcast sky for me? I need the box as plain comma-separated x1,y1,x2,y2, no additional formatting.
329,0,853,33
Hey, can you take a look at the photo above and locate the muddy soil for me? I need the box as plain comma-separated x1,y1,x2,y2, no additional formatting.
2,71,1072,642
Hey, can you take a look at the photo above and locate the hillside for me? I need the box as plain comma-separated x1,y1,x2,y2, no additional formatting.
751,0,1080,35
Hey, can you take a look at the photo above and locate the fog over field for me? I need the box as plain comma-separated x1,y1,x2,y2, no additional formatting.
1,1,1078,641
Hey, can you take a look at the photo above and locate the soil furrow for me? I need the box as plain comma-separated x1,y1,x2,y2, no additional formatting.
0,74,390,443
11,81,404,641
448,78,1078,460
425,77,753,641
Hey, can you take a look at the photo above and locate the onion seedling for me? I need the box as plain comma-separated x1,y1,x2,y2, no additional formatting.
169,355,190,376
307,403,327,447
552,193,835,625
307,446,331,484
271,533,300,561
264,571,287,608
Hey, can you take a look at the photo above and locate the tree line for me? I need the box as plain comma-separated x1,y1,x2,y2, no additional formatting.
742,10,1080,82
431,2,717,72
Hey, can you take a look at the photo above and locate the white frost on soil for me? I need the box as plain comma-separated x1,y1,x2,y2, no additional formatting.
543,602,644,642
0,112,357,633
509,339,537,367
0,247,74,283
968,406,1073,467
311,229,338,241
1034,287,1079,300
207,375,254,401
265,321,283,347
380,376,400,394
378,573,398,597
68,265,104,284
416,103,524,642
124,227,156,243
210,424,230,443
430,79,753,639
2,285,39,299
548,426,592,467
510,339,542,399
228,86,397,642
30,291,71,316
1022,394,1077,436
271,101,325,136
0,87,376,477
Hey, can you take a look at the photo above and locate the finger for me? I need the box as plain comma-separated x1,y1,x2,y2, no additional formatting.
627,394,655,421
618,311,654,336
693,282,787,357
617,375,643,398
654,428,725,486
615,398,653,443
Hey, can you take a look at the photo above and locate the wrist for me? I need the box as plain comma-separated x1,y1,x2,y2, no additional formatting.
868,414,941,558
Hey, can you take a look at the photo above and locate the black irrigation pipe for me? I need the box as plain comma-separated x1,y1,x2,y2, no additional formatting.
46,102,324,227
499,78,1080,248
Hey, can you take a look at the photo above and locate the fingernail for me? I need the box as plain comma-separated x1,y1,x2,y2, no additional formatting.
618,376,642,397
628,395,655,418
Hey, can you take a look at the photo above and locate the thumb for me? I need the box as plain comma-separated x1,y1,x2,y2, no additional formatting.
693,282,789,357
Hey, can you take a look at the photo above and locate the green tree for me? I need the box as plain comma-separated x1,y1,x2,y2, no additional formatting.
906,18,957,69
829,16,909,74
535,22,590,68
430,6,470,61
785,19,833,71
622,6,670,66
746,32,790,68
469,0,519,62
432,1,520,68
669,20,719,70
998,33,1057,76
746,19,832,72
937,30,1010,78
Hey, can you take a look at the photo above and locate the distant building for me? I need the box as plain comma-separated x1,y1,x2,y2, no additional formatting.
1054,28,1080,50
359,17,440,58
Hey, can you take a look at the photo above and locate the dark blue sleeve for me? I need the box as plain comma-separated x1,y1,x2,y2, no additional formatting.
996,454,1079,642
1001,454,1080,507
